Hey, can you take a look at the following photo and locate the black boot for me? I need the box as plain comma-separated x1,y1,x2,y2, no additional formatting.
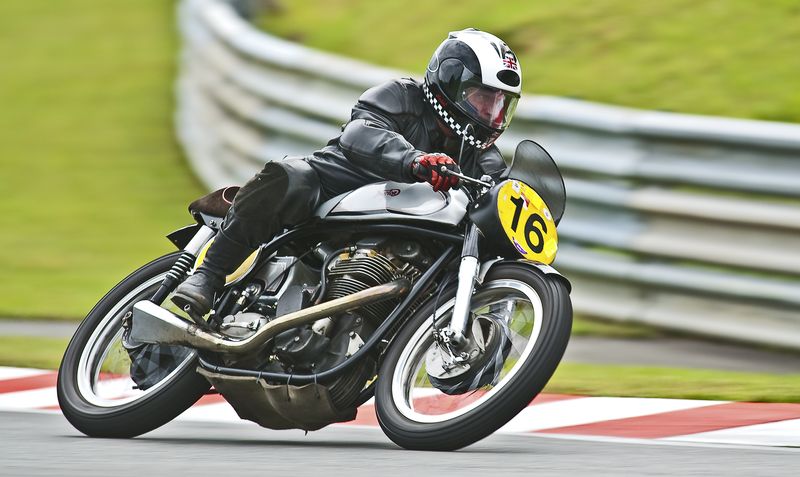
172,231,253,326
171,270,224,325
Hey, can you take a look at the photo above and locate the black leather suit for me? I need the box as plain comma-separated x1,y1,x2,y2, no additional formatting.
221,78,507,252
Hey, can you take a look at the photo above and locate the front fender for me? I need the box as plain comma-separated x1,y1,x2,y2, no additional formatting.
478,258,571,293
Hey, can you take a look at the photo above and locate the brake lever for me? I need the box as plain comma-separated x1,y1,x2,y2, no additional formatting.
439,166,493,188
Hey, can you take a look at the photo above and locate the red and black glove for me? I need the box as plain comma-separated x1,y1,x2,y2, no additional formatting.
412,153,461,192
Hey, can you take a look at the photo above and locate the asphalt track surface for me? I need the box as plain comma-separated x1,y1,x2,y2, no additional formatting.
3,410,798,477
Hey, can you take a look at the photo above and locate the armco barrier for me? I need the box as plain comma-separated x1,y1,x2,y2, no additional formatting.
176,0,800,349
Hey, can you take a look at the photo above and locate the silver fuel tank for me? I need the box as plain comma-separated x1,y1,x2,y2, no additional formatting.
314,181,468,227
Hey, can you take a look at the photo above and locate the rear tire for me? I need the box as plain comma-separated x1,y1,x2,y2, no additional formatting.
375,263,572,451
57,253,210,438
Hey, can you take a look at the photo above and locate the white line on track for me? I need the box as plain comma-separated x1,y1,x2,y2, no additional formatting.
2,367,799,449
664,418,800,447
498,396,724,433
0,386,58,410
0,367,52,380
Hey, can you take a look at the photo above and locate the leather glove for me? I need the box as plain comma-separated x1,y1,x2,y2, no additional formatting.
412,153,461,192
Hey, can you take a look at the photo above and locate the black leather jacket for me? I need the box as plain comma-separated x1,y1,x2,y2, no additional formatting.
307,78,506,199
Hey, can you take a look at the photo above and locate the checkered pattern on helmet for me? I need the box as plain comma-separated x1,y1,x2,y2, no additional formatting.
423,83,487,149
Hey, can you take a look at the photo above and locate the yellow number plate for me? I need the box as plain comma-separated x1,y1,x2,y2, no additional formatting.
496,180,558,264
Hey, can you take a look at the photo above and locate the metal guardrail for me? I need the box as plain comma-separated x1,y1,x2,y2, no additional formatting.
176,0,800,349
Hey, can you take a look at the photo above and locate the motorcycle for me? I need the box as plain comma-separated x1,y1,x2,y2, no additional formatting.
57,139,572,451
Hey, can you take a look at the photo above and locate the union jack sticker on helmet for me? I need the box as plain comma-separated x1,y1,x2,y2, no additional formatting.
502,52,518,71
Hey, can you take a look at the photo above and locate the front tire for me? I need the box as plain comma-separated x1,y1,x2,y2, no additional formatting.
375,263,572,451
57,252,210,438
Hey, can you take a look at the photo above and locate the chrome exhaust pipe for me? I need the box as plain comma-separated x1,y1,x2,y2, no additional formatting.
130,279,410,355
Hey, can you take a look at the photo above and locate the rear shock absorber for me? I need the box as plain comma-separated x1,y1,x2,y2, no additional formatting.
150,225,216,304
166,251,196,280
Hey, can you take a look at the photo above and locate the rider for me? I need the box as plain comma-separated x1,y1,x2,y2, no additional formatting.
172,28,523,323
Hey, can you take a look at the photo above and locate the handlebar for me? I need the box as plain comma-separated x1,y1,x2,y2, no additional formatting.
439,166,493,189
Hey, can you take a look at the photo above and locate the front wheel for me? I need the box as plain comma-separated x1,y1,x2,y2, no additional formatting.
375,263,572,451
57,252,210,438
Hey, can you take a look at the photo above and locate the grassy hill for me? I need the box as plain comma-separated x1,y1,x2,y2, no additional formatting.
0,0,205,319
261,0,800,123
1,0,796,320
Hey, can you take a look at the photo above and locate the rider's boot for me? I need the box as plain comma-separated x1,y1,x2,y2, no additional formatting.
171,231,253,326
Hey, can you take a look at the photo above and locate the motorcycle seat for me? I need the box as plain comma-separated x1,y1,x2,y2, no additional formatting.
188,186,239,219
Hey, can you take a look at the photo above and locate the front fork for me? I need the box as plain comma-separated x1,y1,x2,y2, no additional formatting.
440,223,481,348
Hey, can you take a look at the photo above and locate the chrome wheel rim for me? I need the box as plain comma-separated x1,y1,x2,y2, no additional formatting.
391,279,543,423
76,273,197,408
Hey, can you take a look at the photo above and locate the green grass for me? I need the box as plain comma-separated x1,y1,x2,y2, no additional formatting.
546,362,800,403
0,1,205,319
0,337,69,370
261,0,800,122
572,316,662,339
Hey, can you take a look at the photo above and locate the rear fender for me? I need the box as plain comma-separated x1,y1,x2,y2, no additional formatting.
166,224,202,250
166,209,225,250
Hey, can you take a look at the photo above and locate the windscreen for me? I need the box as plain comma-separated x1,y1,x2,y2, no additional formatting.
501,140,566,225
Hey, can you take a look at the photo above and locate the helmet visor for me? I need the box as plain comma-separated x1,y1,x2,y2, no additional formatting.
456,84,519,130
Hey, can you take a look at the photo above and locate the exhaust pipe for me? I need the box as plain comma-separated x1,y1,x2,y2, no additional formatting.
130,279,410,355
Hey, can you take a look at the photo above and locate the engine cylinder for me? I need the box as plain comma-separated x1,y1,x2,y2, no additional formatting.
325,250,417,322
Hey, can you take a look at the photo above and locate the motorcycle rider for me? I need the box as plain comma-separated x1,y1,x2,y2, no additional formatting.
172,28,523,324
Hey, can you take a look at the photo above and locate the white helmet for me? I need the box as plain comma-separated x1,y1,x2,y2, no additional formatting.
424,29,522,149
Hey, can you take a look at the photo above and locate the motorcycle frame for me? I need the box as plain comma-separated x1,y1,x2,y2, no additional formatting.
197,244,456,384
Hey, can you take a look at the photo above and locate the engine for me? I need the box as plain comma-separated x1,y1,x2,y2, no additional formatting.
323,246,422,323
220,238,429,409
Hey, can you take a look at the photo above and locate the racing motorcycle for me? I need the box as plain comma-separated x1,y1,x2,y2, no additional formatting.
57,140,572,451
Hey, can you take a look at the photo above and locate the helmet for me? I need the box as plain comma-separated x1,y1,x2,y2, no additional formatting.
424,29,522,150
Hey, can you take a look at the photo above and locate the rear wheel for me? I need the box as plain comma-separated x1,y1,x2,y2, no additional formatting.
57,253,210,438
375,263,572,451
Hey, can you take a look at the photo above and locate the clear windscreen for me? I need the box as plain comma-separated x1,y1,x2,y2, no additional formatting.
501,140,566,225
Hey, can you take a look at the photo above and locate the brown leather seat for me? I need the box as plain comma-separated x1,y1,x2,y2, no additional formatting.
188,186,240,219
